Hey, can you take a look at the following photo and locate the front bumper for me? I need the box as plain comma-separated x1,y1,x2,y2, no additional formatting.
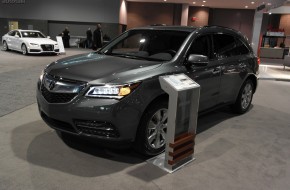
28,44,59,54
36,80,143,144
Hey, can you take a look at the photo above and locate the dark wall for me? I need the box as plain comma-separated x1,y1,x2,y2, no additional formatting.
48,21,120,41
0,0,120,23
127,2,181,29
209,9,255,41
188,7,209,27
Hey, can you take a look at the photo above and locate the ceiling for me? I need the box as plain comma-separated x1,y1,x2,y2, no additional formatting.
127,0,288,10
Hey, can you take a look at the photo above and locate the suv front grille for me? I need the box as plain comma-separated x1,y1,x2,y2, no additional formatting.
41,86,77,103
41,44,54,51
74,120,119,138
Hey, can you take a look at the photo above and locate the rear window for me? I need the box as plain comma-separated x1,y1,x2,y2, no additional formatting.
213,34,250,59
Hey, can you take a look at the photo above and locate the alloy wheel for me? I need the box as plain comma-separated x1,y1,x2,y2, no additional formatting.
241,83,253,110
22,45,27,55
146,108,167,149
3,42,8,51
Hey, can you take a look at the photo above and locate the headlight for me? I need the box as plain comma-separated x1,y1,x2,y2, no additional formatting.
85,82,141,99
30,43,39,47
39,70,44,81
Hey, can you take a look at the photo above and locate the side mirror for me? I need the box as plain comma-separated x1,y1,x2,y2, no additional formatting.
15,35,20,38
47,36,51,39
186,54,209,67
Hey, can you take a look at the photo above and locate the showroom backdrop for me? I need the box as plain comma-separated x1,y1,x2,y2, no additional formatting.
0,0,122,39
0,0,289,46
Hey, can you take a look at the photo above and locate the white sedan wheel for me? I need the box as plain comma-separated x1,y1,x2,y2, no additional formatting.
21,44,28,55
3,41,9,51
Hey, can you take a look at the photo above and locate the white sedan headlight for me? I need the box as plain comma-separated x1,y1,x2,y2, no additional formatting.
30,43,39,47
85,82,141,99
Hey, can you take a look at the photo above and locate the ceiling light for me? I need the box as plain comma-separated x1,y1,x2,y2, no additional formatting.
245,5,248,8
164,0,167,1
193,2,196,4
269,12,272,15
267,3,272,6
251,2,255,4
202,5,205,6
203,1,206,2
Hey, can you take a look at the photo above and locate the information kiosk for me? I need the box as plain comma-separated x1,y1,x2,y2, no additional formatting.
148,74,200,173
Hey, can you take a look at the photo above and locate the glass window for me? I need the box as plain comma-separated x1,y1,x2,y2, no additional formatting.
188,35,210,58
15,31,21,37
101,30,190,62
8,31,16,36
21,31,45,38
234,39,250,55
213,34,236,59
213,34,250,59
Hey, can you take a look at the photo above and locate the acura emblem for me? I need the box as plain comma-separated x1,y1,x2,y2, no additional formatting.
49,80,56,90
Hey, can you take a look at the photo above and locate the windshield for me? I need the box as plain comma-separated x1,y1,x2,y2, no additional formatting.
21,31,46,38
100,29,190,62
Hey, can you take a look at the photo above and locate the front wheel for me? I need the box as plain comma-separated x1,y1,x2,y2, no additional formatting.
21,44,28,55
135,100,168,156
232,80,254,114
3,41,9,51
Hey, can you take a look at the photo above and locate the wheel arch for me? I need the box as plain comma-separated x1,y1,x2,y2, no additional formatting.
134,93,169,137
245,74,258,93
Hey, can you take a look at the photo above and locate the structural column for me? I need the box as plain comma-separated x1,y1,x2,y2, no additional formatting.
251,10,264,56
181,4,189,26
119,0,127,25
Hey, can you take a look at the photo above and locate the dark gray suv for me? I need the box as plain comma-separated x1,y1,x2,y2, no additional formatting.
37,26,259,156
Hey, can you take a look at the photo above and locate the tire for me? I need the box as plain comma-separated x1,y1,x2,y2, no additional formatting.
232,79,254,114
3,41,9,51
21,44,28,55
135,100,168,156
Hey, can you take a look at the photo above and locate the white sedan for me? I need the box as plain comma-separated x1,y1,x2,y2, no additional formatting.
2,29,59,55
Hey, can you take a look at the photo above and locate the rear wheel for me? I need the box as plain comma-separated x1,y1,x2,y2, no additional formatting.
135,100,168,156
21,44,28,55
232,79,254,114
3,41,9,51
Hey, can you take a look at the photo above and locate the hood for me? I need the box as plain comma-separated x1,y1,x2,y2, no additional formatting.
46,53,162,83
23,38,57,44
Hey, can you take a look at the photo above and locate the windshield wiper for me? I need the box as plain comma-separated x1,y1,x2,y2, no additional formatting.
108,53,146,60
108,53,164,61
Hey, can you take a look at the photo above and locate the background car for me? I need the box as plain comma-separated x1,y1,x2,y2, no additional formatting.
37,26,259,156
2,29,59,55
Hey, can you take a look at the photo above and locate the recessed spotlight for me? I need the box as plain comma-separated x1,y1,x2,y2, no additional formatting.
164,0,167,1
267,3,272,6
251,1,255,4
193,1,196,4
245,5,248,8
203,1,206,2
202,4,205,6
269,12,272,15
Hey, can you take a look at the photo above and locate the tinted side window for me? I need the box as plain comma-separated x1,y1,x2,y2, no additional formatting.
8,31,16,36
15,31,20,37
235,39,250,55
188,35,210,58
213,34,236,59
213,34,250,59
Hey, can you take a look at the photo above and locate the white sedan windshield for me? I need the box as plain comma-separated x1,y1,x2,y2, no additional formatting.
21,32,45,38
